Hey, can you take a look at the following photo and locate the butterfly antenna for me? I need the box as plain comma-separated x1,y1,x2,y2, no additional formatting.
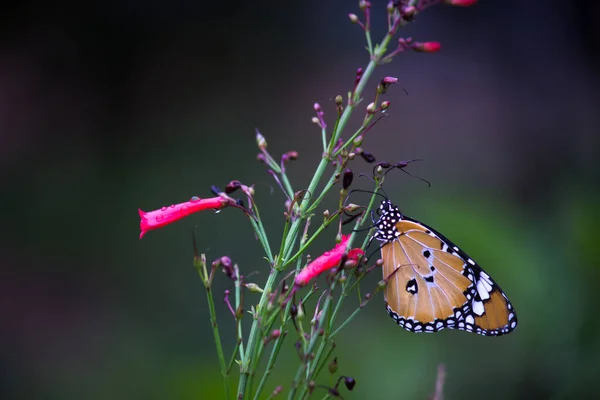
376,159,431,188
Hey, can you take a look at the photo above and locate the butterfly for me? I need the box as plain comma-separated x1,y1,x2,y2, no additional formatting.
371,199,517,336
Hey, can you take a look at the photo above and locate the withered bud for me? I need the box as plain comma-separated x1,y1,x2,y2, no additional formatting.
344,377,356,391
328,357,338,374
225,180,242,194
338,275,347,283
270,329,281,340
318,328,324,336
348,13,359,23
344,203,361,213
376,258,384,267
290,304,298,318
329,388,341,397
366,102,376,114
257,153,267,163
235,304,244,319
245,283,263,293
360,151,376,163
335,95,343,105
256,131,267,150
342,168,353,189
308,381,316,394
348,152,355,160
294,190,307,202
380,100,390,110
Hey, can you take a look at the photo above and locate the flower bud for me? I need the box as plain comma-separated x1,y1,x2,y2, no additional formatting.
225,180,242,194
386,1,394,13
412,41,441,53
348,13,359,23
342,168,353,189
256,131,267,150
360,151,376,163
344,377,356,391
343,203,361,213
335,95,343,105
245,283,263,293
380,100,390,110
366,102,376,114
328,357,338,374
401,6,417,20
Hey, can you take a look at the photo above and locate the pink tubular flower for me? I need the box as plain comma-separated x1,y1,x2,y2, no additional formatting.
445,0,477,6
139,196,230,239
294,235,364,287
412,41,441,53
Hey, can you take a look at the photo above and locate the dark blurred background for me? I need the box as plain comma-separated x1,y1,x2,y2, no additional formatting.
2,0,600,398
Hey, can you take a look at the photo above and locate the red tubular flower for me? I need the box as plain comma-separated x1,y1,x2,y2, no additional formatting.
445,0,477,6
412,41,441,53
139,196,230,239
294,235,364,287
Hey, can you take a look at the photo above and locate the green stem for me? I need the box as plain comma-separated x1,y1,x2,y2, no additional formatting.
237,269,279,399
237,17,398,400
205,286,230,399
235,265,246,361
288,285,335,400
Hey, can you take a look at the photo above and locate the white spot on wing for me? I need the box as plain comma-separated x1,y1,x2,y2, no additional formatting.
472,300,484,316
476,280,491,300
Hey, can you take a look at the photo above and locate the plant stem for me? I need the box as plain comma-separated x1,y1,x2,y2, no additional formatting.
238,16,397,400
237,269,279,399
205,286,230,399
235,264,246,361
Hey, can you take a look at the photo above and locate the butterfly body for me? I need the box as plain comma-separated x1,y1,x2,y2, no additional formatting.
373,200,517,336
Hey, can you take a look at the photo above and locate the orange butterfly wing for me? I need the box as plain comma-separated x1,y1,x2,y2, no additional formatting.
375,201,517,336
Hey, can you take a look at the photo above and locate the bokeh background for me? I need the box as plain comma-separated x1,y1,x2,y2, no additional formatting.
3,0,600,399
